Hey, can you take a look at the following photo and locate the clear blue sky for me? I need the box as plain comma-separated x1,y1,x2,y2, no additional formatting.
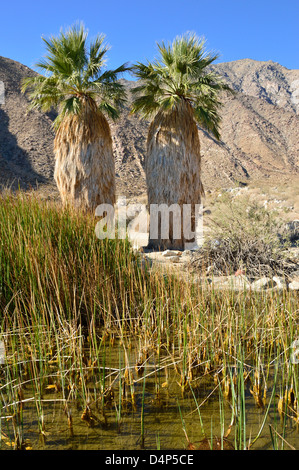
1,0,298,78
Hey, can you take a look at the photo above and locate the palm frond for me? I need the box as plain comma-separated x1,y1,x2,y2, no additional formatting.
22,22,129,128
131,32,234,140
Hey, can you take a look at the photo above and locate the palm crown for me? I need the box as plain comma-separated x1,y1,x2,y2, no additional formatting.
131,33,233,140
22,23,128,128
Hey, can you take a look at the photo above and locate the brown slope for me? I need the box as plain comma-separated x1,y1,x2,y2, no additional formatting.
0,56,298,199
0,56,56,191
110,81,148,199
212,59,299,114
111,76,299,195
199,92,299,190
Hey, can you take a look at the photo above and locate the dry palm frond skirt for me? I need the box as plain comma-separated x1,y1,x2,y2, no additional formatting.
146,101,204,250
54,105,116,212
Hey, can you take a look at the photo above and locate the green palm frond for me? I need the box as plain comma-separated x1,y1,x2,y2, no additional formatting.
22,22,129,128
131,32,234,140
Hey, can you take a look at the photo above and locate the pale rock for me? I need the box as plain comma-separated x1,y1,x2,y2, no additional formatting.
181,250,192,257
272,276,287,289
209,275,251,290
251,277,275,290
289,281,299,290
161,250,182,258
251,276,287,291
167,256,181,263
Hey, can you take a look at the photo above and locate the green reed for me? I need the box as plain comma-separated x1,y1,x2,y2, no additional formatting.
0,191,298,450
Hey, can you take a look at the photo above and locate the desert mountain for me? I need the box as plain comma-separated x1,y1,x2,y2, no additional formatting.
0,55,299,199
212,59,299,114
0,56,55,191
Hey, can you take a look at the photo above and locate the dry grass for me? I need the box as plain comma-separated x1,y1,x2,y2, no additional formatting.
0,191,298,450
192,189,299,279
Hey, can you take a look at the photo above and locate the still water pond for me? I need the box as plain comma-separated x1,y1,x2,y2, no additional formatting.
2,341,298,451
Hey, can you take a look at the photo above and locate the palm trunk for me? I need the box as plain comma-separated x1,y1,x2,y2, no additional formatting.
146,101,204,250
54,104,115,211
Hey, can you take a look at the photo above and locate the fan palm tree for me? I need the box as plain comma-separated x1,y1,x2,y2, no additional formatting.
22,23,128,211
131,33,233,250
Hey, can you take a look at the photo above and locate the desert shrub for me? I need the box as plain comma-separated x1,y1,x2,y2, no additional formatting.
0,191,143,324
191,193,298,278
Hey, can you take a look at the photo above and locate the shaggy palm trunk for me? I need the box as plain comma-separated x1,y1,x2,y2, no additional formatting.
146,101,204,250
54,102,116,212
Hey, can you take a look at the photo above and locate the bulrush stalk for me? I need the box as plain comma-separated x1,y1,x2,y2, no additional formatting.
0,191,298,450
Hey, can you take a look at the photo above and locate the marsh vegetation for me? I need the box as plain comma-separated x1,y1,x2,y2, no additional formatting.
0,192,298,450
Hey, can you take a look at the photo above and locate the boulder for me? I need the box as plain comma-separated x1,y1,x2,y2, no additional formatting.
289,280,299,291
161,250,182,258
251,276,286,291
272,276,287,289
251,277,276,290
208,275,251,290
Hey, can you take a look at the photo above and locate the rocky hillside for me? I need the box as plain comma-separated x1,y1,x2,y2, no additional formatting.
0,56,56,191
0,55,299,198
212,59,299,113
